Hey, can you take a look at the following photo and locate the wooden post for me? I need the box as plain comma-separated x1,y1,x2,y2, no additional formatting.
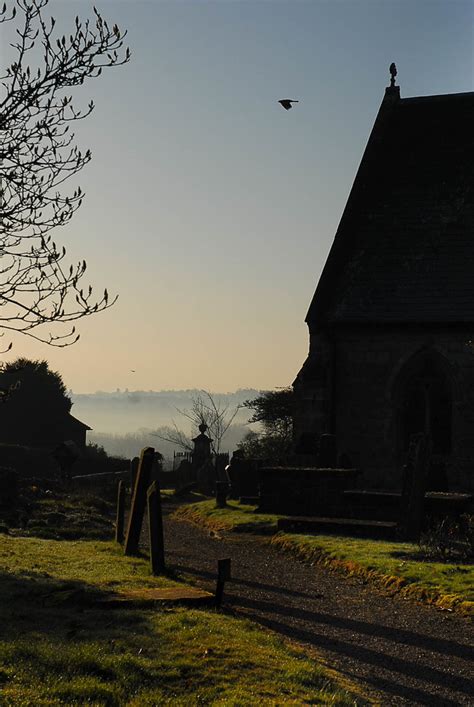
215,558,231,607
115,480,126,544
147,480,165,574
124,447,154,556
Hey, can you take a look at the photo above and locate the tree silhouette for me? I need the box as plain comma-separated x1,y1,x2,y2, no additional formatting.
0,0,130,352
238,388,294,461
0,357,72,445
243,388,293,438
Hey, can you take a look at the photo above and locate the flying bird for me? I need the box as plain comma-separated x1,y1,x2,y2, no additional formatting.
278,99,299,110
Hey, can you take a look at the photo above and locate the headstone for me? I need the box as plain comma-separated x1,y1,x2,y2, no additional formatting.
124,447,154,556
215,481,228,508
130,456,140,491
226,451,243,498
295,431,318,455
401,433,430,541
192,423,212,467
52,440,80,481
115,480,126,544
176,459,194,489
337,452,353,469
317,434,337,468
147,480,165,574
0,466,18,506
192,423,213,494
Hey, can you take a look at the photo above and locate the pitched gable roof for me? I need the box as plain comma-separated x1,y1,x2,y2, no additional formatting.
306,86,474,325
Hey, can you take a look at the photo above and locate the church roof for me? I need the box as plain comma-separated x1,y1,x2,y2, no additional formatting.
306,82,474,325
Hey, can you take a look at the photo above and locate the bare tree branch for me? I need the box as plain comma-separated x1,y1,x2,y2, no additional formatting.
172,390,241,456
0,0,130,348
151,421,193,452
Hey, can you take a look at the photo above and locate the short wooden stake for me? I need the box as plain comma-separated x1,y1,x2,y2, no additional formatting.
147,480,165,574
124,447,155,556
115,480,125,544
215,558,231,607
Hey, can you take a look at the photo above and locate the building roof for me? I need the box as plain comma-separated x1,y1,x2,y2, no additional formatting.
67,414,92,431
306,83,474,325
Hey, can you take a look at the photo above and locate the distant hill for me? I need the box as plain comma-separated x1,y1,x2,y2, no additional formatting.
71,388,259,436
71,388,260,461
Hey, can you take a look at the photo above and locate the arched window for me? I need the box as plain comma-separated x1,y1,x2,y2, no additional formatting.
401,355,452,454
394,350,452,490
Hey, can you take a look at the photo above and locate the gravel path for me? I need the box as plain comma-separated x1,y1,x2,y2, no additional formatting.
162,507,473,706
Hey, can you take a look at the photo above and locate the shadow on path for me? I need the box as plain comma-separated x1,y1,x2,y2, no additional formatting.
164,515,474,706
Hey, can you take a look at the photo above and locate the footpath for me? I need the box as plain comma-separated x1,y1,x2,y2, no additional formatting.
164,509,473,707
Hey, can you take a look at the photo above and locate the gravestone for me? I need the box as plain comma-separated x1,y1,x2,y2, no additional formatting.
400,433,431,541
52,440,80,481
215,481,228,508
192,423,213,494
115,480,126,544
317,434,337,468
0,466,18,506
130,456,140,491
147,480,165,574
124,447,154,556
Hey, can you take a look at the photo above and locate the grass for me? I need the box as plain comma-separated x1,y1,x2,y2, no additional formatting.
0,534,368,705
4,489,116,541
0,535,179,592
174,500,474,616
174,498,281,533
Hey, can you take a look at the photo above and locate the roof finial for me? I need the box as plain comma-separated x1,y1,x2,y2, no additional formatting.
389,62,397,87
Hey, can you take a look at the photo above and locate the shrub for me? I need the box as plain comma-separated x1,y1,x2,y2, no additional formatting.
419,515,473,562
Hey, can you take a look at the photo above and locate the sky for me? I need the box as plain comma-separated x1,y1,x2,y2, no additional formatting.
1,0,473,394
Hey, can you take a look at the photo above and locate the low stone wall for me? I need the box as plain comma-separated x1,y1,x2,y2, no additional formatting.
72,469,130,496
258,466,360,517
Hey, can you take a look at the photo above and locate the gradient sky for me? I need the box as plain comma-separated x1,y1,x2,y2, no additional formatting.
1,0,473,393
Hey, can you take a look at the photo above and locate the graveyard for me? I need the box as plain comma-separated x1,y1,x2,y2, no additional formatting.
1,1,474,703
0,481,367,705
0,431,472,704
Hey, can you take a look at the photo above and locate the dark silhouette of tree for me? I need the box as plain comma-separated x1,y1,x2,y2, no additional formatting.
0,357,72,444
242,388,293,437
0,0,130,352
238,388,294,461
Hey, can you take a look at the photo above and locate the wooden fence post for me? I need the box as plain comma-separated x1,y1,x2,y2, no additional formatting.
147,480,165,574
115,480,125,544
124,447,155,556
215,558,231,607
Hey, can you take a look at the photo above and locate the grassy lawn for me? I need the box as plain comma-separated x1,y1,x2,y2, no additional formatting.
174,498,281,533
174,500,474,616
0,535,367,705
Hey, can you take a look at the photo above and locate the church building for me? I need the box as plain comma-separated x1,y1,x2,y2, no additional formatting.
293,67,474,493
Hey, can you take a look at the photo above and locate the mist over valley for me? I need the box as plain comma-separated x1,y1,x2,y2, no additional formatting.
71,389,259,461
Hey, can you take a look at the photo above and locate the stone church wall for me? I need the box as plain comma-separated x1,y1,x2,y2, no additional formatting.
294,326,474,492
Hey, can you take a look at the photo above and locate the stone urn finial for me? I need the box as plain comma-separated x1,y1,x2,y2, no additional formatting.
198,422,208,434
389,62,397,87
